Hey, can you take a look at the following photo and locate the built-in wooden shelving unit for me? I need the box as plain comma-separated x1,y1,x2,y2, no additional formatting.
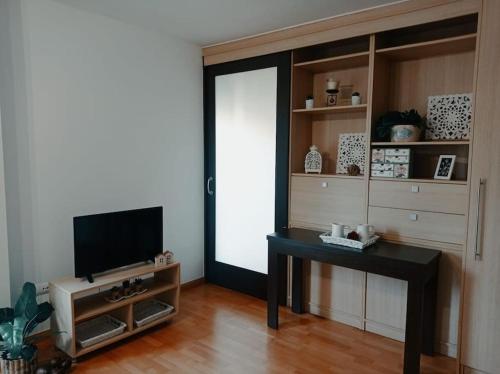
287,10,478,359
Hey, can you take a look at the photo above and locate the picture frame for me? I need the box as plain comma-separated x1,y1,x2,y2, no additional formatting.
434,155,456,180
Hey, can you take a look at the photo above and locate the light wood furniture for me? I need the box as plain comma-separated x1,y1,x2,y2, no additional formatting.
459,1,500,373
284,13,479,358
50,262,180,358
202,0,481,65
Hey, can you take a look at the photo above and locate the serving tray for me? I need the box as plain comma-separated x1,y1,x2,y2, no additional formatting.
319,231,379,250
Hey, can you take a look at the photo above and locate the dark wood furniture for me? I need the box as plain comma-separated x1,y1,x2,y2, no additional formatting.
267,228,441,374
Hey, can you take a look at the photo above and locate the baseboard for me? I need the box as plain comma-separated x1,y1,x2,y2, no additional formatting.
307,302,364,329
436,340,457,358
365,320,405,342
181,277,205,290
462,367,489,374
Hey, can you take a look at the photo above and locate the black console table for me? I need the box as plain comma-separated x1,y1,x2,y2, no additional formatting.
267,228,441,374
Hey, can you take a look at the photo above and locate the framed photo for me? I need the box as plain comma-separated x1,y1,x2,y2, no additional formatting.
434,155,456,180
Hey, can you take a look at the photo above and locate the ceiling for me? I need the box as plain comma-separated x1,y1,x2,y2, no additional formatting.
52,0,398,46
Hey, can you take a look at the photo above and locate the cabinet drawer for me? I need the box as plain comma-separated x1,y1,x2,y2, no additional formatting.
290,175,365,229
368,206,465,245
369,180,467,215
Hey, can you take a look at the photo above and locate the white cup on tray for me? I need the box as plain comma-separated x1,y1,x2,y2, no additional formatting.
356,224,374,242
331,223,345,238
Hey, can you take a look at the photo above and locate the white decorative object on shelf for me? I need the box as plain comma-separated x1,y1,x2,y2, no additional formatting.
155,250,174,266
305,97,314,109
319,231,380,250
351,92,361,106
155,253,167,267
371,148,411,179
426,93,472,140
304,145,322,174
336,133,366,174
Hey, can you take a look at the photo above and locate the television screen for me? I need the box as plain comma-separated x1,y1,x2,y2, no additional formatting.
74,206,163,279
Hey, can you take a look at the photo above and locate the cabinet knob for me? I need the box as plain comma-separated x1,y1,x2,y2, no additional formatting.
409,213,418,221
321,182,328,188
411,185,419,193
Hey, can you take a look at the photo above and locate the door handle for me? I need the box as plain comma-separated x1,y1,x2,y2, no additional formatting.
207,177,214,196
474,178,486,260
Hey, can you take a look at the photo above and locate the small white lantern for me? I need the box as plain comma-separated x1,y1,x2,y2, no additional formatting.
305,145,322,174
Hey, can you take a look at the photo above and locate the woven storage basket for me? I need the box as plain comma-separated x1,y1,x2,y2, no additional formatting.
0,350,38,374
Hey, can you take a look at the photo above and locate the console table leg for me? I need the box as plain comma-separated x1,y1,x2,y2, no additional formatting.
404,281,424,374
422,272,438,356
267,248,280,329
292,257,305,314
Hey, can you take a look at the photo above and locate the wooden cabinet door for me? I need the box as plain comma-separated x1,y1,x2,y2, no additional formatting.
460,1,500,372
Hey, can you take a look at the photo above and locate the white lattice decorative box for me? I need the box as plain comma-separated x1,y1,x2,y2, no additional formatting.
426,93,472,140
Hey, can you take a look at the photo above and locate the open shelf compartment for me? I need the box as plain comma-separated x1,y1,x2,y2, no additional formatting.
290,35,370,176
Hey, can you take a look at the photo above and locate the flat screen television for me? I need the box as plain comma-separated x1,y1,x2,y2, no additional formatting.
73,206,163,282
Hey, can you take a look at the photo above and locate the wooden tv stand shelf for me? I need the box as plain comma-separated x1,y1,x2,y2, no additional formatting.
49,262,180,358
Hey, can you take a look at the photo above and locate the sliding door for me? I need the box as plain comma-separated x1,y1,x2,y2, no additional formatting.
204,52,290,299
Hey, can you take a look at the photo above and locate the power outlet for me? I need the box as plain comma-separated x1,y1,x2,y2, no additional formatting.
35,282,49,296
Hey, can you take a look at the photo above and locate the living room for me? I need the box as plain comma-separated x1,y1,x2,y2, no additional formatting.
0,1,499,373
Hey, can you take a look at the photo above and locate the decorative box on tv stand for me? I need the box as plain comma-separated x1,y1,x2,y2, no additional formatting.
371,148,412,179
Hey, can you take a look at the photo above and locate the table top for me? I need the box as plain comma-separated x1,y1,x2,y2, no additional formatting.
267,228,441,281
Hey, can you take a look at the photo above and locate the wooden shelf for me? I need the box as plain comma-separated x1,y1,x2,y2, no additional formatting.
370,177,467,185
74,278,177,322
294,51,370,73
51,262,179,297
376,33,476,60
292,173,364,180
371,140,470,146
293,104,367,115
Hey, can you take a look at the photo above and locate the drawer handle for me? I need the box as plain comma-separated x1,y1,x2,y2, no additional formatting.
411,185,419,193
409,213,418,221
474,178,486,261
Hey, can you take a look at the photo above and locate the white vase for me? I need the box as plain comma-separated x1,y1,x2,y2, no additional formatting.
390,125,421,142
326,79,339,90
351,95,361,105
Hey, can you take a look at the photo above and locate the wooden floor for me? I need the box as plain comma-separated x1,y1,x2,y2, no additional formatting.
61,283,455,373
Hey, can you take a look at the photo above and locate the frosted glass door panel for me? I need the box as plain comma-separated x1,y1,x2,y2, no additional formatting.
215,67,277,274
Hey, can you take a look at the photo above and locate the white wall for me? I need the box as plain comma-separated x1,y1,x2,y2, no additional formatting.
0,0,204,297
0,110,10,306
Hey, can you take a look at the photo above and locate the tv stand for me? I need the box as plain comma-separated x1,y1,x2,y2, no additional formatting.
85,274,94,283
50,262,180,358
